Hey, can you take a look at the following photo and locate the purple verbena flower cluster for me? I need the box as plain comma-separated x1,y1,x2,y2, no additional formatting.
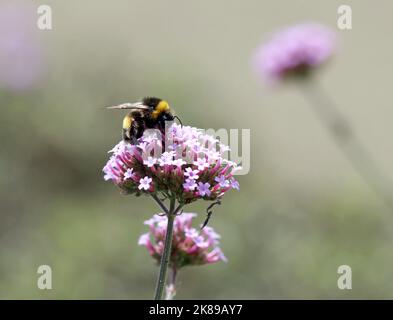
253,23,336,82
103,123,240,205
139,213,227,268
0,3,43,91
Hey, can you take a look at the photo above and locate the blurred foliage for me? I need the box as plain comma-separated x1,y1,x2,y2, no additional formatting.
1,0,393,299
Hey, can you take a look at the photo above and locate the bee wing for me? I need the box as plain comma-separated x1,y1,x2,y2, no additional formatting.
106,102,149,110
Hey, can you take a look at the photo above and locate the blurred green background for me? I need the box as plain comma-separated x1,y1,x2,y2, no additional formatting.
1,0,393,299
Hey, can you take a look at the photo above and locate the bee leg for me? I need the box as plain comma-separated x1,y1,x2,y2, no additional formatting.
122,130,129,142
201,199,221,229
130,123,142,144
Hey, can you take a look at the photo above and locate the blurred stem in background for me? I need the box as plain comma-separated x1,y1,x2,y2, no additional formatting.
300,78,393,211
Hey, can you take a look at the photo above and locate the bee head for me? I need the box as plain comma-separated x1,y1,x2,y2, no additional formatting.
143,97,174,120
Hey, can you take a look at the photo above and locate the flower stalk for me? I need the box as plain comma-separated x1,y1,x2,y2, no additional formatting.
154,197,176,300
300,78,393,210
165,268,177,300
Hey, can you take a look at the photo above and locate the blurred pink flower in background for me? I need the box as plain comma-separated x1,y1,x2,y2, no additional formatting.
253,23,336,83
103,123,240,204
0,3,43,91
139,213,227,268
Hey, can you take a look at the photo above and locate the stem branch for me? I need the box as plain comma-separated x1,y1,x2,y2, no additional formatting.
151,194,169,215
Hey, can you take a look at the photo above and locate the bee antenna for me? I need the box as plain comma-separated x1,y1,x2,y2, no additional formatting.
174,115,183,127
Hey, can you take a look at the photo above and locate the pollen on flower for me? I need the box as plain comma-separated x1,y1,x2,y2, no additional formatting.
138,213,227,268
103,123,240,204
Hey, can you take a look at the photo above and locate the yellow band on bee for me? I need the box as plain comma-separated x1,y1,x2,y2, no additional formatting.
123,115,133,129
152,100,170,119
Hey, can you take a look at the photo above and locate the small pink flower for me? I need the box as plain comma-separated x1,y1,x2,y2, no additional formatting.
205,247,227,263
139,176,152,190
184,167,199,180
192,143,202,152
214,175,229,188
185,228,199,239
206,150,221,161
194,157,210,171
172,158,186,168
138,233,155,255
230,178,240,191
219,144,231,153
103,163,116,181
143,156,157,167
158,152,174,166
138,233,150,246
124,168,134,180
183,179,197,191
198,182,211,197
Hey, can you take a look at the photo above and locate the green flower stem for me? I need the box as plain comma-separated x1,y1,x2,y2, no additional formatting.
165,267,177,300
300,78,393,211
154,197,182,300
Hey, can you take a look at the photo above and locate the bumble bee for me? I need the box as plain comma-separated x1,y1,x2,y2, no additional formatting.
107,97,181,144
